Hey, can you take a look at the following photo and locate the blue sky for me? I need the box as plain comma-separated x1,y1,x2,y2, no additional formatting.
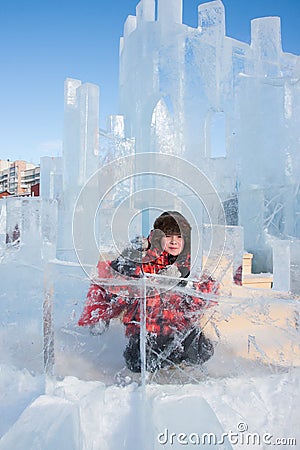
1,0,299,165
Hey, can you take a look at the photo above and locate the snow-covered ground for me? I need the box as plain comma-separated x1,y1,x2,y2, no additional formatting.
0,361,299,449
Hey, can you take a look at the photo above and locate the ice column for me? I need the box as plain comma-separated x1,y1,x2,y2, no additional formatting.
290,240,300,294
62,78,99,191
63,78,82,191
251,17,282,76
157,0,182,26
40,156,63,200
136,0,155,25
57,78,100,262
272,239,290,292
238,189,271,272
123,15,137,38
198,0,225,41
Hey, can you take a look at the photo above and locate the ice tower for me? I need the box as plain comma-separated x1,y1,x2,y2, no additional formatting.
56,78,100,261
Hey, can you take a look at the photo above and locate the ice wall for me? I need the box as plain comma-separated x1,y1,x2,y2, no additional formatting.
119,0,300,273
2,197,57,263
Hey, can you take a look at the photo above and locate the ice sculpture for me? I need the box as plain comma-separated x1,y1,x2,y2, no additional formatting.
119,0,300,279
0,4,300,448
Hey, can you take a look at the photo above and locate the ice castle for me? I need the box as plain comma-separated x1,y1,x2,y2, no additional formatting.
0,4,300,441
1,0,300,292
117,0,300,279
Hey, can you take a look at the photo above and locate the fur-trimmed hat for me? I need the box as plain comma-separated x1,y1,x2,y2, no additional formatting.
150,211,191,257
153,211,191,238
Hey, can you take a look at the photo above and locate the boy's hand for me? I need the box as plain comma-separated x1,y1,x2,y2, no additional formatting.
89,320,109,336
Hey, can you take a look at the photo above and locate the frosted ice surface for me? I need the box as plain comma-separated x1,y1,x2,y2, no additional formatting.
40,156,62,200
272,239,290,292
123,15,137,38
0,261,44,376
106,115,125,139
0,395,82,450
157,0,182,25
290,240,300,293
198,0,225,40
64,77,81,106
150,98,176,154
153,395,232,449
136,0,155,24
251,17,282,69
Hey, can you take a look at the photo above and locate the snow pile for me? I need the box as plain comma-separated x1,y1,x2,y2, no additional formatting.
0,367,299,449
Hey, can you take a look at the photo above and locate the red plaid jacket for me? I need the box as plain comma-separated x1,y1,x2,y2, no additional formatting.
78,247,218,336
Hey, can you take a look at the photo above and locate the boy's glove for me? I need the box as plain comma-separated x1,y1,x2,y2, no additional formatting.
130,236,150,254
149,264,182,288
89,320,109,336
111,236,149,276
157,264,181,278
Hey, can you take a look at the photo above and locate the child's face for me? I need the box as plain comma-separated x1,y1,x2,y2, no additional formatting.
161,234,184,256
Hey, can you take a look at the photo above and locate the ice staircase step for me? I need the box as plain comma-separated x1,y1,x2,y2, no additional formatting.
152,393,233,449
0,395,82,450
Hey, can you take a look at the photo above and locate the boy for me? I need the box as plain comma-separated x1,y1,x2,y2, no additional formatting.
78,211,217,372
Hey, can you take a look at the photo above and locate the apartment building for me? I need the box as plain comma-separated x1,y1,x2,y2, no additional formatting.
21,165,40,194
0,160,40,195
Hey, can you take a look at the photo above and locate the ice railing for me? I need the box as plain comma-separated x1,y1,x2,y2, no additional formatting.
44,261,300,386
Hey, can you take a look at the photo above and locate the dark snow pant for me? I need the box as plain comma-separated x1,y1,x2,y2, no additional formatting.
124,328,214,373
